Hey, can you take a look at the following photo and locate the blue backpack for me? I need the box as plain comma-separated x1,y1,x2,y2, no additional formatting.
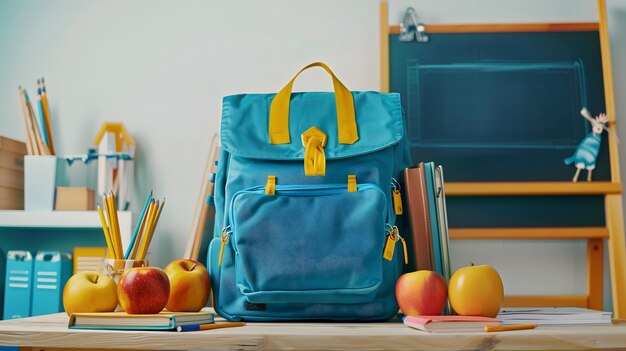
208,62,411,321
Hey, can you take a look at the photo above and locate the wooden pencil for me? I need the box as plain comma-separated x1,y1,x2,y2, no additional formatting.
24,90,49,155
18,88,35,155
124,191,153,259
40,78,55,155
97,205,115,259
138,199,164,260
36,82,49,149
104,193,120,259
130,199,155,260
138,199,160,260
145,197,166,251
107,191,124,258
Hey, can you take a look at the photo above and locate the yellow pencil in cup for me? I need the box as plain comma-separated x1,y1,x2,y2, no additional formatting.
129,199,153,260
102,194,115,258
97,205,115,259
145,197,165,247
146,198,166,256
108,191,124,258
104,193,121,259
132,199,156,260
137,200,160,260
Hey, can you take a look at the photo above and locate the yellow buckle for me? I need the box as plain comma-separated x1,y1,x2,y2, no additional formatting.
348,175,357,192
301,127,327,176
265,175,276,195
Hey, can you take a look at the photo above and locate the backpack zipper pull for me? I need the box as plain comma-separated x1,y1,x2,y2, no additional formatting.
391,178,403,215
218,226,232,266
383,226,408,265
397,228,408,265
383,225,397,261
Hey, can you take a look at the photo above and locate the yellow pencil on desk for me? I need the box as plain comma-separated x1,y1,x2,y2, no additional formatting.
484,324,536,332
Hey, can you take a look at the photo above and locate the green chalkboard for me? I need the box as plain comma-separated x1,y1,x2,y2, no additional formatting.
390,30,609,182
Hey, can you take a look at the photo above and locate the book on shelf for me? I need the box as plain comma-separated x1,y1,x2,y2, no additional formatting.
497,307,612,326
403,315,500,333
0,136,27,155
0,149,25,171
68,310,215,331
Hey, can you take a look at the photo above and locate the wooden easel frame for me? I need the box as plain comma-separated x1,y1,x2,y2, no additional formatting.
380,0,626,318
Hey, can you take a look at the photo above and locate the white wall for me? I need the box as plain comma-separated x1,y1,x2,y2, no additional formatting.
1,0,624,311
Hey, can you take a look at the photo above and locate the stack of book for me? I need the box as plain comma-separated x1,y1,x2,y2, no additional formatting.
68,310,215,331
498,307,612,326
0,136,26,209
403,162,451,281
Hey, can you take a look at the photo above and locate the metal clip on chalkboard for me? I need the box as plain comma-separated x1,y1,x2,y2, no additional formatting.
399,7,428,43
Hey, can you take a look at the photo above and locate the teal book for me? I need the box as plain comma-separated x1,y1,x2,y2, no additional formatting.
68,310,214,330
423,162,443,276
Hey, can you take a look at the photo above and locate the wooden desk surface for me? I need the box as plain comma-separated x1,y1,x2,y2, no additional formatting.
1,311,626,351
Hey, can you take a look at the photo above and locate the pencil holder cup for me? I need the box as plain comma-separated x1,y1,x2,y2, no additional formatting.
24,155,66,211
99,258,148,284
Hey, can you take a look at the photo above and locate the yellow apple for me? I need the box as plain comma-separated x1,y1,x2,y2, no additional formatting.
395,270,447,316
62,271,118,316
448,264,504,317
164,259,211,312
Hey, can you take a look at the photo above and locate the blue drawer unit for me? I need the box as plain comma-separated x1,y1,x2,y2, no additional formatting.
0,250,5,319
3,251,33,319
31,251,72,316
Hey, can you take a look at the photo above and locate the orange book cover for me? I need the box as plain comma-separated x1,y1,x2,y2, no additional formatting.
404,164,434,271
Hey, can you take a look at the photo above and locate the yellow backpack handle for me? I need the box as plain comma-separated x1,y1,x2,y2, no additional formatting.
269,62,359,145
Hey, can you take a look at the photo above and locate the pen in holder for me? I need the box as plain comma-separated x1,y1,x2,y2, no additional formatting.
98,190,165,262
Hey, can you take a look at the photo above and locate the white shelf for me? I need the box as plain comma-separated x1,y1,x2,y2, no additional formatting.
0,210,133,248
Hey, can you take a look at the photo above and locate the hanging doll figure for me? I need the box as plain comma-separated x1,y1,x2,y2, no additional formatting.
564,108,614,182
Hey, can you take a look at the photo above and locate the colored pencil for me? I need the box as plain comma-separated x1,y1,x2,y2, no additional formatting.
22,89,41,155
18,87,35,155
24,89,50,155
107,191,124,258
104,193,121,259
137,199,160,260
145,197,166,253
124,190,153,259
40,77,55,154
176,322,246,332
97,205,115,259
130,200,154,260
36,82,49,147
484,324,536,332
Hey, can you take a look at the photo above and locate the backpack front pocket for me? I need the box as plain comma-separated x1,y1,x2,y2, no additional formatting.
228,183,388,304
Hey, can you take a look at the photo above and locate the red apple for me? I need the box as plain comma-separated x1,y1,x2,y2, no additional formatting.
117,267,170,314
395,270,447,316
448,264,503,318
63,271,118,316
164,259,211,312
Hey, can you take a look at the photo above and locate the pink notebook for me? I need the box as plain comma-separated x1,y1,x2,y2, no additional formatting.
404,315,500,333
